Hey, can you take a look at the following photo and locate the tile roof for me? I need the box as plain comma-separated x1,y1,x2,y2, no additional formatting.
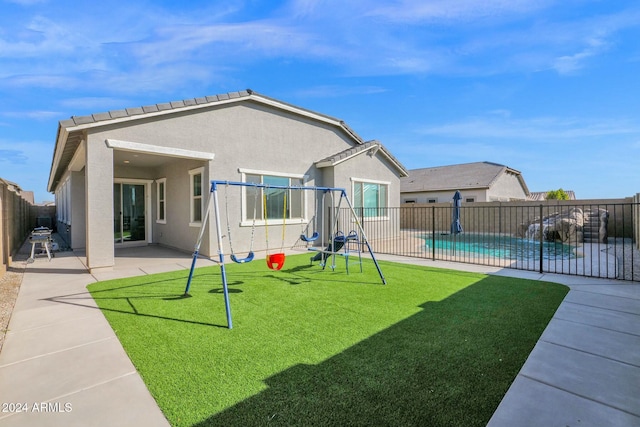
50,89,409,190
57,90,363,138
401,161,525,193
315,140,409,177
527,190,576,201
60,90,253,128
0,177,23,192
0,177,20,189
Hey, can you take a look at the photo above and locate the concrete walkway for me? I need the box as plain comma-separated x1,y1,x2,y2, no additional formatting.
0,243,215,427
0,246,638,426
377,255,640,427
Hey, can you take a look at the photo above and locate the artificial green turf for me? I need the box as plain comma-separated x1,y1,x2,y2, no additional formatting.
87,254,568,427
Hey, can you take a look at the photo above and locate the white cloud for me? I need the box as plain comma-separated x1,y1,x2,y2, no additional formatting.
1,1,639,95
4,0,48,5
417,115,638,141
0,138,54,202
59,97,132,110
0,110,60,120
367,0,551,23
294,85,388,98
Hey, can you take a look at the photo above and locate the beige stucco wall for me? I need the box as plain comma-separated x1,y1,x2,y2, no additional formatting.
401,172,527,204
0,189,4,276
70,171,86,249
84,134,114,270
66,100,401,269
487,172,528,201
151,158,213,255
400,198,633,238
401,189,489,204
331,149,402,240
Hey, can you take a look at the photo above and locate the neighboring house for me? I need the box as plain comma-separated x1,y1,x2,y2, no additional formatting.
527,190,576,201
48,89,408,272
400,161,529,204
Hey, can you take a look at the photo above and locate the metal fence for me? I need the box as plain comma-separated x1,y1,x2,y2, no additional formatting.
334,202,639,282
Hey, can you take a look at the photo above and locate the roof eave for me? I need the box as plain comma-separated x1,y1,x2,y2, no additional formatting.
47,125,70,192
316,142,408,177
61,91,363,145
47,89,372,192
518,175,530,195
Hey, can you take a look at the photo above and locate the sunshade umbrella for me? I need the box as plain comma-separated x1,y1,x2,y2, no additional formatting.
451,190,463,234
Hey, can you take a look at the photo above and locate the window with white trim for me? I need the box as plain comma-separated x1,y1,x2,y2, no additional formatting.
241,170,304,223
352,180,389,218
189,168,204,225
55,178,71,225
156,178,166,223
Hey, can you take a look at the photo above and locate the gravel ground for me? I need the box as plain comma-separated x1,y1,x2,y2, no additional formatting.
617,239,640,281
0,259,26,354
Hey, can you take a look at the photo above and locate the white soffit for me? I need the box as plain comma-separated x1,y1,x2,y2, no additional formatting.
68,140,86,172
105,139,215,160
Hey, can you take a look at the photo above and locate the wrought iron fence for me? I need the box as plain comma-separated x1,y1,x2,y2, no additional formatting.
334,202,639,282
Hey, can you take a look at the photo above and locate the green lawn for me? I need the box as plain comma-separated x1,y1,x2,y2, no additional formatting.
87,254,568,427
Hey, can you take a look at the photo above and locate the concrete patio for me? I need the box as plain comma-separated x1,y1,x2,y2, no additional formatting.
0,243,216,427
0,242,638,426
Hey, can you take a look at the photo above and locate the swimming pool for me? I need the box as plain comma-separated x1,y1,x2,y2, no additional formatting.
421,233,576,260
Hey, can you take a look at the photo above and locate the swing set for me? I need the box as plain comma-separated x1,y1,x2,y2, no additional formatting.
184,180,386,329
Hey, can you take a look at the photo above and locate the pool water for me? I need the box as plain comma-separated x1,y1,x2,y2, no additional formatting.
422,234,576,260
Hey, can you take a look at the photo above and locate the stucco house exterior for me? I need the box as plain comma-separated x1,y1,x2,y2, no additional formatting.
48,89,408,272
400,161,529,204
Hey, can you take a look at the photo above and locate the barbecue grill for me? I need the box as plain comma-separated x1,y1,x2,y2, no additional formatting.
27,226,53,263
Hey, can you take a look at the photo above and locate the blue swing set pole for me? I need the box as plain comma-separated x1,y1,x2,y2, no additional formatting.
211,182,233,329
183,182,233,329
341,190,387,285
209,180,344,194
184,189,213,296
206,183,386,285
185,180,385,330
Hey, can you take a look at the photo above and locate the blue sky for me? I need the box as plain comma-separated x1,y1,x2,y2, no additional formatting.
1,0,639,203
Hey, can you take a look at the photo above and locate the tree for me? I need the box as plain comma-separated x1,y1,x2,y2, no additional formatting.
546,188,570,200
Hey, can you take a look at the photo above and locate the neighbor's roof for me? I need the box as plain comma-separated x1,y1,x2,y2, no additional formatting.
316,140,408,177
401,161,529,194
48,89,385,191
0,177,23,192
527,190,576,201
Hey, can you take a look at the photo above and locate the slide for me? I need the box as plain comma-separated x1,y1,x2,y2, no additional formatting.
311,237,346,262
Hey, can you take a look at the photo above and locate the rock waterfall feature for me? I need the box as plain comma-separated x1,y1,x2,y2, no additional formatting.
518,208,608,245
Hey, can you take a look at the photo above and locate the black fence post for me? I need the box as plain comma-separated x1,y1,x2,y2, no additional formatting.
432,205,436,260
539,204,544,273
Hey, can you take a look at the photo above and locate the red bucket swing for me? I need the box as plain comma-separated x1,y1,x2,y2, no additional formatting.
264,191,287,271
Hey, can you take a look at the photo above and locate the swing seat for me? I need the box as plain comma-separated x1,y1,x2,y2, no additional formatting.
230,252,255,264
267,253,286,270
300,231,319,242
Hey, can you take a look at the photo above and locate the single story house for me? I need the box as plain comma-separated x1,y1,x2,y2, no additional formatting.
400,161,529,204
48,89,408,272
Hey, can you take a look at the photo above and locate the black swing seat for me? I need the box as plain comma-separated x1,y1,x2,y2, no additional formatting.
300,231,319,242
230,252,255,264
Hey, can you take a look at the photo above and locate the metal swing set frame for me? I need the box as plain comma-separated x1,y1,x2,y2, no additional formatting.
184,180,386,329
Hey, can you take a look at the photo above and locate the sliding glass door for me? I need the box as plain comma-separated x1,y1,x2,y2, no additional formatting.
114,183,146,244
